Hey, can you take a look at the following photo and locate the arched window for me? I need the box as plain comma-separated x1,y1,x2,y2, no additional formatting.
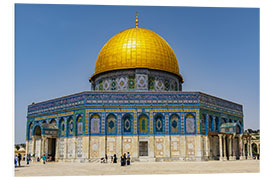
154,114,164,133
201,114,206,134
170,114,179,133
33,125,41,137
122,113,132,134
186,113,195,133
139,114,148,134
67,117,74,136
107,114,117,134
50,119,56,125
236,124,241,134
76,115,83,135
208,115,212,132
58,118,65,136
90,114,101,134
28,122,33,139
215,117,219,131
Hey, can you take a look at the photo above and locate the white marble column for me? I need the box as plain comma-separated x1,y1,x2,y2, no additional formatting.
228,135,233,160
239,135,244,160
223,135,227,160
248,137,253,159
243,137,246,159
205,135,210,160
231,135,236,160
218,134,223,161
32,136,36,158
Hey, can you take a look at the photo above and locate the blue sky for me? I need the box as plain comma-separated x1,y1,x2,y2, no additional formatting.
15,4,259,144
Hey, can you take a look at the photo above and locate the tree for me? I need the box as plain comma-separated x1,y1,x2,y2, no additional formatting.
15,144,20,151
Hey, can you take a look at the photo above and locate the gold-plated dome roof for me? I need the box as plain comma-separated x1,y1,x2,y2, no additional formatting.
90,27,182,80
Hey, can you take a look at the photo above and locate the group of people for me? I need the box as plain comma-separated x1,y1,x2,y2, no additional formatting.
101,152,131,166
14,153,32,167
14,153,22,167
120,152,131,166
14,153,47,168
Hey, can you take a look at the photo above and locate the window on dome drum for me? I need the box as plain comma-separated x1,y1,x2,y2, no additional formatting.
77,115,83,135
90,114,101,134
185,113,195,133
122,114,132,133
155,114,164,133
107,114,117,134
139,114,148,134
170,114,179,133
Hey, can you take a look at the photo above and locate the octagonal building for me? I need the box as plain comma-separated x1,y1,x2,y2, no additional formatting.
25,15,253,162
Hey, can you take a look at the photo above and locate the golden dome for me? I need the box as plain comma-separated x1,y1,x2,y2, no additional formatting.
90,27,182,80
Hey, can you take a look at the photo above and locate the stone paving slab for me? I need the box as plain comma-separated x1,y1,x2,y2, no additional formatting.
14,160,260,176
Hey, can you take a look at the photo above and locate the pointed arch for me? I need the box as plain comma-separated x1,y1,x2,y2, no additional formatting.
185,113,195,133
90,113,101,134
76,114,83,135
67,116,74,136
122,113,133,134
154,113,164,134
138,113,149,134
169,113,180,134
106,113,117,135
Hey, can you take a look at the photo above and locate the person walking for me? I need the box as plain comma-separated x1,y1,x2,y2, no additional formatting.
123,153,127,166
113,154,117,163
26,154,30,166
111,155,113,163
127,152,131,165
42,154,46,164
18,153,22,167
14,155,18,168
120,154,125,166
105,154,108,163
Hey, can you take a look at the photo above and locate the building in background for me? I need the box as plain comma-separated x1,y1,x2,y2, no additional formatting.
25,15,253,162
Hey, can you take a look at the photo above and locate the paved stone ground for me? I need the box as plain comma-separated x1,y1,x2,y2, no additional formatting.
14,160,259,176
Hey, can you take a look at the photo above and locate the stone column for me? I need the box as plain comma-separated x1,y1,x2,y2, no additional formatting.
223,135,227,160
205,135,210,160
228,135,233,160
239,135,244,160
231,135,236,160
32,136,36,158
248,137,252,159
41,136,46,156
39,137,43,158
243,137,246,159
218,134,223,161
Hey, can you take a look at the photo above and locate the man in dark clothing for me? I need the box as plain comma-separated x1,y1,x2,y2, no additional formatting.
113,154,117,163
18,153,22,167
123,153,127,166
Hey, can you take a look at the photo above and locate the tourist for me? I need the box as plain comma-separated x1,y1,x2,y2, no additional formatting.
42,154,46,164
105,154,108,163
126,152,131,165
113,154,117,163
123,153,127,166
18,153,22,167
26,154,30,166
120,155,125,166
37,157,40,162
14,155,18,168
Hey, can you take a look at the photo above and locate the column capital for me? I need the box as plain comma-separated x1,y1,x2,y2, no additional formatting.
218,134,223,138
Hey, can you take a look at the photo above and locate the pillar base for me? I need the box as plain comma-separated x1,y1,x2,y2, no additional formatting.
247,156,253,160
229,156,236,160
240,156,246,160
